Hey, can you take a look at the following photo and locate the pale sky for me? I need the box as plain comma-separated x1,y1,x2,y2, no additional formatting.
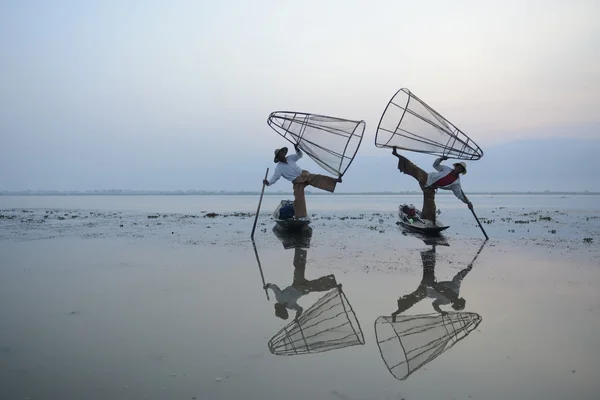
1,0,599,191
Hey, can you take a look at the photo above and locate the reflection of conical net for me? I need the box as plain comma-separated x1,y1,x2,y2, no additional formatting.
268,285,365,355
375,88,483,160
268,111,365,177
375,312,482,380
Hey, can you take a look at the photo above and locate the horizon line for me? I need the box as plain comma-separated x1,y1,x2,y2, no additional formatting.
1,190,599,196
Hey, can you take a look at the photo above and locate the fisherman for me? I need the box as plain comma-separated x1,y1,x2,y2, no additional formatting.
392,245,471,321
264,246,338,321
392,146,473,225
263,143,342,220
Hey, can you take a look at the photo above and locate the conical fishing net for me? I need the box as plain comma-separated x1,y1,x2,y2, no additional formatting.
375,312,482,380
268,111,365,177
268,284,365,355
375,88,483,160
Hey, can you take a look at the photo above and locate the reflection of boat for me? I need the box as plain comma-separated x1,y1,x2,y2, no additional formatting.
398,204,449,235
273,200,311,231
402,231,450,247
268,284,365,356
272,225,313,250
375,312,482,380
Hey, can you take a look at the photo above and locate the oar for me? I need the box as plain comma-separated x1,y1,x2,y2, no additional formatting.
252,239,270,300
470,207,489,240
251,168,269,239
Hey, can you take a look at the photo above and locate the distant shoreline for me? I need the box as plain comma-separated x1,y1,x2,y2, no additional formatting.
1,191,599,196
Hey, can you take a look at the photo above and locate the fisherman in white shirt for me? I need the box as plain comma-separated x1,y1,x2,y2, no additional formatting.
263,143,342,219
391,146,473,225
264,247,338,321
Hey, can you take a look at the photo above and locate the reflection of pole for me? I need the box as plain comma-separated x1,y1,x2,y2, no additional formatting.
252,240,269,300
468,240,488,268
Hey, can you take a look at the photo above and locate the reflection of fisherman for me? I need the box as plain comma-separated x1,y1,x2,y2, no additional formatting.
392,246,472,321
392,146,472,225
264,247,338,321
263,143,342,219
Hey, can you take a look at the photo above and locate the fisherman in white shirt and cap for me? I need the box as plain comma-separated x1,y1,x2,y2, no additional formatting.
263,143,342,220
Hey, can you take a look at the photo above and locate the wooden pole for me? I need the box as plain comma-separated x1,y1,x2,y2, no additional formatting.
251,168,269,239
470,207,489,240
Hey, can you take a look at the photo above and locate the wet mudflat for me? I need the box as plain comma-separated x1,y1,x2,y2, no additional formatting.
0,195,599,399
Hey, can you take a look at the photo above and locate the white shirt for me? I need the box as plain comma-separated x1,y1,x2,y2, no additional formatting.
265,284,303,312
426,275,464,305
426,287,452,305
425,158,469,204
268,150,303,185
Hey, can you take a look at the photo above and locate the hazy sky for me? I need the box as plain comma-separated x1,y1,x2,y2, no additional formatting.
1,0,599,191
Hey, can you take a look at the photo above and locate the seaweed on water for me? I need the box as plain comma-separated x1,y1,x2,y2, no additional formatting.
229,212,252,217
583,238,593,243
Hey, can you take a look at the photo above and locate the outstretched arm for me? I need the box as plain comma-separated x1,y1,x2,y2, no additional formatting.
293,305,303,321
263,283,282,297
452,185,471,206
432,156,448,171
287,143,303,162
264,167,282,186
432,300,447,315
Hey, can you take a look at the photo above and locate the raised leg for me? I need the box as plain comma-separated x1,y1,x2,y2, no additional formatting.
397,155,428,186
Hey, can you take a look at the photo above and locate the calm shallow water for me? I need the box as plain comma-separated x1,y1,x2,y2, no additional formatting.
1,196,599,399
1,193,599,214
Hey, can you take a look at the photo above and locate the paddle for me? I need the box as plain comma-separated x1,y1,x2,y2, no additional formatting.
250,168,269,239
470,206,489,240
251,239,270,300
